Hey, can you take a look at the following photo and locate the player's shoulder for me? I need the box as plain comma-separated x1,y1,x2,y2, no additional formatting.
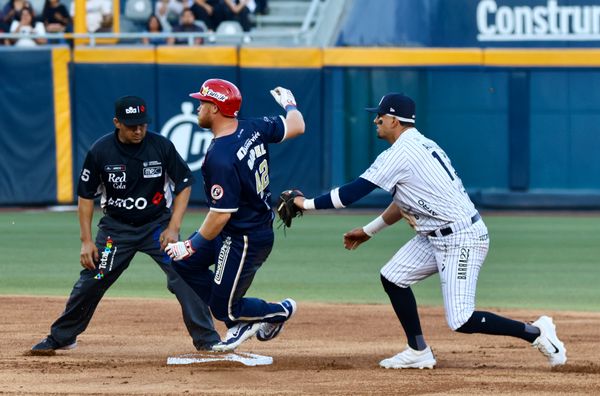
88,131,116,152
240,115,282,130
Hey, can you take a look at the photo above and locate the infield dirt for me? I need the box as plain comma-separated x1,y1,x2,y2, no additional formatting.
1,296,599,395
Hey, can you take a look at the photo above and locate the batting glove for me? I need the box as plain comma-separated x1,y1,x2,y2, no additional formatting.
165,240,195,261
270,86,297,111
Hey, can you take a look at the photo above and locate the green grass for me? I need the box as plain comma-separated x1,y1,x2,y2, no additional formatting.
0,210,598,311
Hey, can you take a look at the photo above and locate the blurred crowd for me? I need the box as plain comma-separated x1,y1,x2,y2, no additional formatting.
1,0,269,46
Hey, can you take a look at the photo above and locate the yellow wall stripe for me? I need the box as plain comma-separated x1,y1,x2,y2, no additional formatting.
52,48,74,203
74,47,155,63
484,49,600,67
323,48,483,66
157,46,237,65
240,48,323,68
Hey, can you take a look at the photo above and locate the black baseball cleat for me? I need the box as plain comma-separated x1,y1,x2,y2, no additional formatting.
30,337,77,356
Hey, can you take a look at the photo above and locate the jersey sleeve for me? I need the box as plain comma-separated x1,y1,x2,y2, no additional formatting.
360,146,412,193
165,140,195,194
77,149,102,199
204,156,240,212
253,116,286,143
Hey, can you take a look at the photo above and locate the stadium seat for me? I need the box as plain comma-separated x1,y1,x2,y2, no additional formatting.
124,0,152,23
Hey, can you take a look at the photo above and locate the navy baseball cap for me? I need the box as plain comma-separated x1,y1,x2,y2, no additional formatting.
115,96,151,126
366,93,415,123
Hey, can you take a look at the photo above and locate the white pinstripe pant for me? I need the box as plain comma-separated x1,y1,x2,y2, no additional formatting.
381,221,490,330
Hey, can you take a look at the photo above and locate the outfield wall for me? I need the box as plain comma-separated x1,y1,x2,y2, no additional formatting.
1,46,599,208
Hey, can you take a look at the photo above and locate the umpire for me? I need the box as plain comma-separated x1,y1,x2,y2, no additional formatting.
31,95,220,355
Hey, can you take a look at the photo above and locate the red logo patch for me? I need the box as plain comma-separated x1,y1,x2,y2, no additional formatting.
140,105,145,113
211,184,224,200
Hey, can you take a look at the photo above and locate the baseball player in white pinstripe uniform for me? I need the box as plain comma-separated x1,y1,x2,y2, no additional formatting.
289,93,566,369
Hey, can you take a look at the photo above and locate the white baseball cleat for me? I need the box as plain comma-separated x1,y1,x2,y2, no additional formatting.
379,345,436,369
532,315,567,367
212,322,261,352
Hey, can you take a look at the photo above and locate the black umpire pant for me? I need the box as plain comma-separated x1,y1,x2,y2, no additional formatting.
47,213,220,350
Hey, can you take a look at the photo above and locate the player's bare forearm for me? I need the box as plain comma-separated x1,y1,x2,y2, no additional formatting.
285,110,305,139
381,202,404,225
199,210,231,240
161,186,191,249
78,197,98,269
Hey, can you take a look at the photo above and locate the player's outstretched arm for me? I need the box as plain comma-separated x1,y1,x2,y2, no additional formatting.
270,86,305,139
166,211,231,261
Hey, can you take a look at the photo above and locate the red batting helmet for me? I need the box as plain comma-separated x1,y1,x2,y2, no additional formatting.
189,79,242,117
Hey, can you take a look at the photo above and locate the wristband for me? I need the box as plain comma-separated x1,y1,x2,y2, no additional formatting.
189,231,208,250
362,216,388,237
302,198,315,210
285,105,297,112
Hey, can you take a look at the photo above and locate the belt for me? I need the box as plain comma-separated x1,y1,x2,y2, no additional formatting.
428,213,481,238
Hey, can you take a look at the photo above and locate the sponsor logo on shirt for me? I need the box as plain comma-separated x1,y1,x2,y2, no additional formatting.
143,166,162,178
106,197,148,210
107,171,126,190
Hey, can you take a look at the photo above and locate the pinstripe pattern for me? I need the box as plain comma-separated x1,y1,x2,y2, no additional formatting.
370,127,489,329
361,128,476,234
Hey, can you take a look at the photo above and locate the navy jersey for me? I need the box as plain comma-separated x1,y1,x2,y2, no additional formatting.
78,129,194,226
201,116,286,232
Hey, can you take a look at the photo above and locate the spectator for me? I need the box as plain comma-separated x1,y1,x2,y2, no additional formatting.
154,0,183,32
142,14,167,45
2,0,30,31
189,0,224,31
42,0,71,34
69,0,112,33
167,8,203,45
9,6,46,46
223,0,251,33
254,0,267,15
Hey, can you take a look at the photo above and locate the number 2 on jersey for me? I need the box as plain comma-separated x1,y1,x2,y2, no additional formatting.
431,151,455,181
255,159,269,197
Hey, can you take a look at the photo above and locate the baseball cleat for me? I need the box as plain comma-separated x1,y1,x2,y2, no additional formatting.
212,322,261,352
532,315,567,367
30,337,77,356
257,298,297,342
379,345,436,369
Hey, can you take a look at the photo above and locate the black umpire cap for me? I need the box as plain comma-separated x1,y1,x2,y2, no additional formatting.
366,93,416,123
115,96,151,126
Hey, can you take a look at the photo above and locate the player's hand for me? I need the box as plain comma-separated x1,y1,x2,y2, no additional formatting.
293,195,305,209
343,227,371,250
80,240,98,270
270,86,297,111
159,228,178,251
165,240,196,261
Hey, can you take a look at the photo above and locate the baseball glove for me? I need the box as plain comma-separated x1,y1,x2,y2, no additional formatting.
276,189,304,229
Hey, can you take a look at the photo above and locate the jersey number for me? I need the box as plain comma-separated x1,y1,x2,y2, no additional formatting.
255,159,269,197
431,151,455,181
81,169,90,182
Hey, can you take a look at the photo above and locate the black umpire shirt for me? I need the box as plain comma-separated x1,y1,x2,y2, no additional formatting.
77,129,194,226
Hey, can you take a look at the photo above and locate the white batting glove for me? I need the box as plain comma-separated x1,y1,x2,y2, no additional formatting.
165,240,195,261
270,86,297,111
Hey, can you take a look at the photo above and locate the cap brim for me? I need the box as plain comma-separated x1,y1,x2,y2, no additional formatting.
365,106,380,113
120,117,151,126
189,93,202,99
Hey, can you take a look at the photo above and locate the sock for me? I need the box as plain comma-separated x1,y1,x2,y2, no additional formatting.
456,311,540,343
380,275,427,351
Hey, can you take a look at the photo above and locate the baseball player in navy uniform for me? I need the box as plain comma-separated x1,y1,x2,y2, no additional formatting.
166,79,305,351
31,96,220,355
289,93,567,369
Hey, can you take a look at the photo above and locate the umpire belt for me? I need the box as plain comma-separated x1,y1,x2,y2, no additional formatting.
428,213,481,238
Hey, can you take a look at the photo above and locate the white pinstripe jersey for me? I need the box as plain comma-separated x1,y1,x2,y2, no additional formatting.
361,128,476,233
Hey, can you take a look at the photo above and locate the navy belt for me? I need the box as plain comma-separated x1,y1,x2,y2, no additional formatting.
428,213,481,237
